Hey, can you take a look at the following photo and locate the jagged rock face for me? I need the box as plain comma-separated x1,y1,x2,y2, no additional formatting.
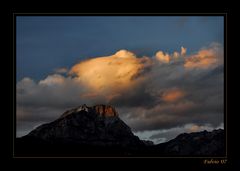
93,105,118,117
60,104,117,118
26,104,142,147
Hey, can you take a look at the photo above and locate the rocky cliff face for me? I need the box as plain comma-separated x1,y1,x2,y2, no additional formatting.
60,104,117,118
93,104,118,117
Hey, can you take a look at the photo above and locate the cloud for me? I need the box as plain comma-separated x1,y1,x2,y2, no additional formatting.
161,88,185,102
184,43,222,69
39,74,66,86
17,44,224,138
155,46,187,63
54,67,68,74
155,51,171,63
17,49,153,111
17,74,87,108
118,44,223,132
69,50,152,94
173,51,180,59
181,46,187,56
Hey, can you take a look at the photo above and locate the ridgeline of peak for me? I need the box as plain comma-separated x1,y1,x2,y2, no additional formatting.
60,104,118,119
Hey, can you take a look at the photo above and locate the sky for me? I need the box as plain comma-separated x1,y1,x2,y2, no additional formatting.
16,16,224,144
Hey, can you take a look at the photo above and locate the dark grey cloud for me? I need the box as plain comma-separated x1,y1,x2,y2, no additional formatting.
109,82,156,108
118,44,223,133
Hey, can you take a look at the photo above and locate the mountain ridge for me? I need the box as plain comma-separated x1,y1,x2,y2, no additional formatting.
15,104,225,157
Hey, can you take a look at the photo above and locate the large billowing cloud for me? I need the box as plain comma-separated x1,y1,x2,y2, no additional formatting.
17,43,224,142
69,50,152,96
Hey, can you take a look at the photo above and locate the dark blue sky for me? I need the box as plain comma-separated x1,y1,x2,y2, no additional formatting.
16,16,223,81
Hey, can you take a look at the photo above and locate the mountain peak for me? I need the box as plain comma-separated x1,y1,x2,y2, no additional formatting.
21,104,143,150
60,104,118,119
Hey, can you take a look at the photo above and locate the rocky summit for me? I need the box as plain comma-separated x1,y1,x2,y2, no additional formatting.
16,104,145,156
60,104,118,119
15,104,225,157
25,104,141,146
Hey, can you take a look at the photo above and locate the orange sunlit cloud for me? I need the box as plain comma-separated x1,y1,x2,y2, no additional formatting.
162,88,185,102
181,46,187,56
69,50,152,94
155,51,171,63
184,44,222,69
155,46,187,63
173,51,180,59
188,124,201,132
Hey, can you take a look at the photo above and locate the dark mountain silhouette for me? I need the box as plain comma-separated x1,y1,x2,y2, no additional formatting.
149,129,225,156
15,104,225,157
